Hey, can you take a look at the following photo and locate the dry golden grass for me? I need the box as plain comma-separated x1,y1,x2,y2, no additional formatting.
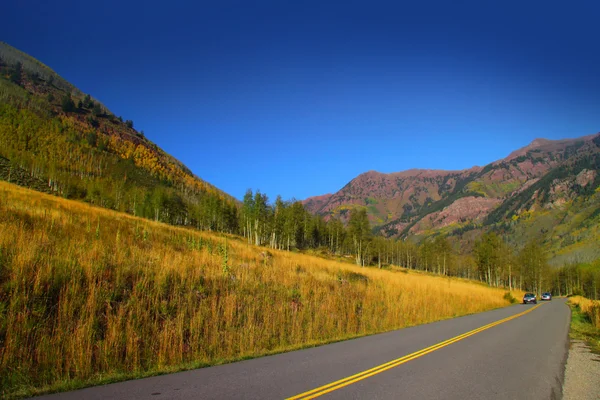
0,181,519,397
569,296,600,328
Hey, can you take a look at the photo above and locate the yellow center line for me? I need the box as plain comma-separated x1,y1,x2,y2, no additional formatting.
286,303,543,400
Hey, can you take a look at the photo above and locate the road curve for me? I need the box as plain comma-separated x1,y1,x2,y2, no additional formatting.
35,299,570,400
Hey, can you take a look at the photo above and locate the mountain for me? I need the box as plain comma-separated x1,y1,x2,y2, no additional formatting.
0,41,239,231
304,133,600,264
304,167,479,228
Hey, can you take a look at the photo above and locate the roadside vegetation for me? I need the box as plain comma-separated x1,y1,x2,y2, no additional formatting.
568,296,600,353
0,182,521,399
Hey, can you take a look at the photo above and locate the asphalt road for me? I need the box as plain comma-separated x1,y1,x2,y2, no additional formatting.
35,299,570,400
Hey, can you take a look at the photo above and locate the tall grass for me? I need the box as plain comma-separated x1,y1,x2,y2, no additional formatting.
0,181,518,398
569,296,600,328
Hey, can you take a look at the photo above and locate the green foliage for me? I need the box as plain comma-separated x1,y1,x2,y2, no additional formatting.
9,62,21,85
553,260,600,299
503,292,517,303
83,94,93,108
86,116,99,128
449,223,476,236
518,239,550,293
474,232,504,285
349,208,371,265
221,239,229,276
365,197,378,205
86,131,98,146
337,270,369,284
92,103,103,117
61,94,76,113
514,155,528,163
0,97,238,231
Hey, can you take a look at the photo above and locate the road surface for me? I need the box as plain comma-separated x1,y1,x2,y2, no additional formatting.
35,299,570,400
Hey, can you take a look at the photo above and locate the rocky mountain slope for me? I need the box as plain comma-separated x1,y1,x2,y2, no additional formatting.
304,133,600,263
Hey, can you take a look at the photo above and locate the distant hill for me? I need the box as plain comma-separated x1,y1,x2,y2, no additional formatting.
304,133,600,264
0,41,239,231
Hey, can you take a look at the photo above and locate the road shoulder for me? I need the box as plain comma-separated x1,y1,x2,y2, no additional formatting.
562,340,600,400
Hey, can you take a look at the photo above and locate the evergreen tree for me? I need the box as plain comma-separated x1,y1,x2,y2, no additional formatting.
92,103,103,117
87,116,99,128
9,62,22,85
83,94,93,108
61,94,76,113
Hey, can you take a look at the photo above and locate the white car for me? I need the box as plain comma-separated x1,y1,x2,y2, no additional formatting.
541,292,552,301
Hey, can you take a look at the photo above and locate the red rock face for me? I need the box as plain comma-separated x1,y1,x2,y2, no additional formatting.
575,169,597,187
303,168,480,225
302,193,333,214
541,169,599,210
303,133,600,236
410,196,502,233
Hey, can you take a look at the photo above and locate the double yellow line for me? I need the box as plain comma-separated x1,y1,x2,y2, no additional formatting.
286,303,542,399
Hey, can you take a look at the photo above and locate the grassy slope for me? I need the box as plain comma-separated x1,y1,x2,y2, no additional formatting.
568,296,600,354
0,48,239,233
500,191,600,265
0,181,521,399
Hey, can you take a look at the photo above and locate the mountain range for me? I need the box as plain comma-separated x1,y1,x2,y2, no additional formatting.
304,133,600,264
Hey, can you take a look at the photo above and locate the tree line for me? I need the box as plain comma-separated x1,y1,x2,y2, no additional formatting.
238,189,600,298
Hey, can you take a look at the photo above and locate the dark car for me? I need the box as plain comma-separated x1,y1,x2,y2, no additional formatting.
541,292,552,301
523,293,537,304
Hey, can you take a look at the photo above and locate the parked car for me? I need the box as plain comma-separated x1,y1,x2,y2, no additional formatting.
523,293,537,304
541,292,552,301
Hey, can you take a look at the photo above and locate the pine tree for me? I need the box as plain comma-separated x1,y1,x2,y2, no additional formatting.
84,94,93,108
92,103,103,117
9,62,22,85
61,94,76,113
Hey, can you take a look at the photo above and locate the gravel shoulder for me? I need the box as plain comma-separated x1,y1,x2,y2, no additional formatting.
562,340,600,400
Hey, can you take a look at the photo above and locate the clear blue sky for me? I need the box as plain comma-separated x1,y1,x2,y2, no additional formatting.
2,1,599,201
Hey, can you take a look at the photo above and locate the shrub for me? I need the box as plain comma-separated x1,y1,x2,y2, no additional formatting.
503,291,517,303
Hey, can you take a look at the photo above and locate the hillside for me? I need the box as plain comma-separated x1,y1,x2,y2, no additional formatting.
0,41,238,231
0,181,518,398
304,133,600,264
